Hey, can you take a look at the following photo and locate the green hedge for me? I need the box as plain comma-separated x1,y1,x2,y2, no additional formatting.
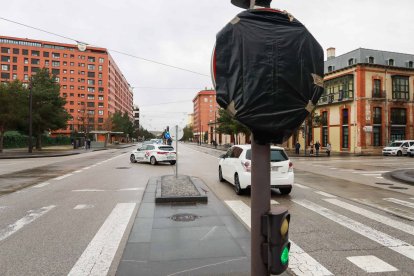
3,132,71,149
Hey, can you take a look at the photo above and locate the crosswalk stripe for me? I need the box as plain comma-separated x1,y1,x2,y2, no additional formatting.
74,205,94,210
224,200,333,275
353,199,414,221
68,203,136,276
292,199,414,261
293,183,311,189
315,191,337,198
384,198,414,209
0,205,55,242
33,182,50,188
53,174,73,180
324,199,414,236
347,255,398,273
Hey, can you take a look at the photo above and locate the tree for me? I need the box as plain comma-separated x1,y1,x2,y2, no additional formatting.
0,81,28,152
216,108,250,144
111,111,134,141
181,125,194,141
135,126,155,140
29,68,69,150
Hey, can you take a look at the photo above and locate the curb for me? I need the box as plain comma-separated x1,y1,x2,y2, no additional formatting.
0,152,80,159
388,170,414,186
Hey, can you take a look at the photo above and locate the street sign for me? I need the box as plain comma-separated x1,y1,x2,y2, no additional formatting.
170,126,184,141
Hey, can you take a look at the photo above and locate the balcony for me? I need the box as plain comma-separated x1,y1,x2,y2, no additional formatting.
318,90,354,105
372,89,386,99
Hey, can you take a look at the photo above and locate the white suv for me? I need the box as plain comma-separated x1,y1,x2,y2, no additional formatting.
130,144,176,165
382,140,414,156
407,144,414,157
218,145,294,195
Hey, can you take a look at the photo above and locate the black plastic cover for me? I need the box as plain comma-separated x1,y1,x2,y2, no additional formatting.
214,9,324,144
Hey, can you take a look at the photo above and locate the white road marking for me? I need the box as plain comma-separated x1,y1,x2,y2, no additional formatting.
347,255,398,273
315,191,337,198
224,200,251,229
118,188,145,191
225,200,333,275
361,173,382,176
73,170,82,173
53,174,73,180
353,198,414,221
74,205,94,210
376,177,384,179
292,199,414,261
200,226,217,241
352,171,389,174
83,166,92,170
271,200,279,205
324,199,414,236
0,205,55,242
293,183,311,189
72,189,105,192
384,198,414,209
32,182,50,188
68,203,136,276
329,167,338,170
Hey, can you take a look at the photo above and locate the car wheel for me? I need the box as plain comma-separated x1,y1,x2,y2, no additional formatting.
130,154,136,163
169,160,176,165
410,154,414,158
219,166,224,182
234,174,243,195
279,187,292,195
397,151,402,156
150,156,157,165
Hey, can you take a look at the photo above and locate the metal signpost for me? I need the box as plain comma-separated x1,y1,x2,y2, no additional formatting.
170,125,184,177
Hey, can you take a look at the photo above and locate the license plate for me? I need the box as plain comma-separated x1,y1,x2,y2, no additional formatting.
271,167,279,171
167,156,174,160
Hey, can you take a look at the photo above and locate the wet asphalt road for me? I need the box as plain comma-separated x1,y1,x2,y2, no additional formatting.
0,143,414,275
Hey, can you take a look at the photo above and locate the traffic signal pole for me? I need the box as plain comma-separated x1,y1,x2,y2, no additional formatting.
251,135,270,275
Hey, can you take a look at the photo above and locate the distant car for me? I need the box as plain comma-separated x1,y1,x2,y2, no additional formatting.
382,140,414,156
142,140,153,146
150,139,163,144
407,144,414,157
218,145,293,195
130,144,176,165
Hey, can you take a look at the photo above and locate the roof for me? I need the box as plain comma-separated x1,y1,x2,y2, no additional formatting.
324,48,414,73
192,89,216,102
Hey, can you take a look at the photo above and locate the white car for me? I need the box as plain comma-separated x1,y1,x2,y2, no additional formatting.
407,145,414,157
130,144,176,165
218,145,294,195
382,140,414,156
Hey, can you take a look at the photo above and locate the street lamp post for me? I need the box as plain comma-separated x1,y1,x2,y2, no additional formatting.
28,79,33,153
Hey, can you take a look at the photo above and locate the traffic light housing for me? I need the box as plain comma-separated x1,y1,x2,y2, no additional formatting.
262,206,291,275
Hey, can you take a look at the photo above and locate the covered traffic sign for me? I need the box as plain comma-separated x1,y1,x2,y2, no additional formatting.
213,8,324,144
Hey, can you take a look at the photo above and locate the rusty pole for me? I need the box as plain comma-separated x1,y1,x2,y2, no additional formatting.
251,135,270,275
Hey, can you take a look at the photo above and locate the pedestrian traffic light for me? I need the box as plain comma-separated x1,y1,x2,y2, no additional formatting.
262,206,291,275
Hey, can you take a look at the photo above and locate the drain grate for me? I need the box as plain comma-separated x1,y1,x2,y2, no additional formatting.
116,167,131,169
388,186,408,190
170,213,198,222
375,182,393,186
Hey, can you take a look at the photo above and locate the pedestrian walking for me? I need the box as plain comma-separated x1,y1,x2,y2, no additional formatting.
315,141,320,156
310,142,314,155
326,142,331,157
295,141,301,155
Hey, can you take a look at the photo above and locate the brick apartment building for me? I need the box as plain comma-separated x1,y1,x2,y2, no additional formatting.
0,36,133,137
192,89,219,143
287,47,414,154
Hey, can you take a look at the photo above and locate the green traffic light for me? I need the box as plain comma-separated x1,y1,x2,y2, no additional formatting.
281,246,289,265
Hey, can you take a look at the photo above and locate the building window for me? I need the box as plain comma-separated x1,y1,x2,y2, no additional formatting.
373,107,382,124
1,47,10,54
99,58,104,63
45,60,49,66
341,109,349,149
24,74,28,80
373,79,382,98
98,65,102,71
31,58,40,65
373,126,381,146
98,96,104,100
327,66,334,72
87,87,95,92
87,64,95,70
1,64,10,71
13,48,19,54
88,79,95,85
70,62,74,66
408,61,414,68
87,95,95,100
33,67,41,73
348,58,354,66
321,74,354,104
24,66,28,72
52,53,60,59
388,59,394,66
368,56,374,64
1,72,10,79
52,61,60,67
22,49,28,55
12,57,17,63
31,50,40,56
12,65,17,70
321,111,328,147
392,76,409,100
88,72,95,78
24,58,29,64
88,56,95,62
98,73,102,79
1,56,10,62
390,108,406,125
12,73,17,80
43,51,49,57
98,110,104,115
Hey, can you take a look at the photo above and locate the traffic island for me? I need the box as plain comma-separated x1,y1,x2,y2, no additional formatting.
388,169,414,185
155,175,208,203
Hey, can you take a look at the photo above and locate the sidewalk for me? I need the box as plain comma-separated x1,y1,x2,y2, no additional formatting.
117,176,251,275
0,143,135,159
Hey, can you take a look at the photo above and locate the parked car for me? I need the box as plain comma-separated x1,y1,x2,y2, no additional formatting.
218,145,293,195
150,138,163,144
407,144,414,157
130,144,176,165
382,140,414,156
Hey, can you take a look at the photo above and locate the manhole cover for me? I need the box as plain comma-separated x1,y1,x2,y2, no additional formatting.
116,167,131,169
375,182,393,186
170,213,198,222
388,186,408,190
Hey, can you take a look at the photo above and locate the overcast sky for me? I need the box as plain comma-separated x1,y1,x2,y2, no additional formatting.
2,0,414,131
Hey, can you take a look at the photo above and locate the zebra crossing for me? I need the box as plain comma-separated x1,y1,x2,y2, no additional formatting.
225,184,414,275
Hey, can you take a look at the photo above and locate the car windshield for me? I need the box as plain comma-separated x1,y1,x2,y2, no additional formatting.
389,142,402,147
158,146,174,151
245,149,288,162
